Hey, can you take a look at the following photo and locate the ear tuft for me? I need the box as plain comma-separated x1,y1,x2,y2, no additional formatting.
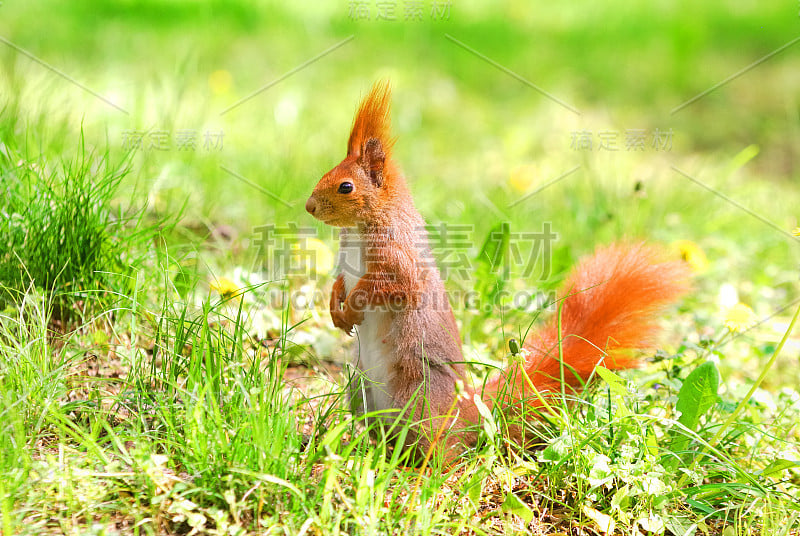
347,81,395,160
361,137,385,187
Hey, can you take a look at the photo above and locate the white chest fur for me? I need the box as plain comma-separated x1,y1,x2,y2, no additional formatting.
338,229,396,415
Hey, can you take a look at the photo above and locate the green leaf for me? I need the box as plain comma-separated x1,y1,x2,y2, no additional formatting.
594,365,629,396
759,459,799,478
667,361,720,467
501,492,533,523
473,394,497,437
676,361,720,431
663,515,696,536
172,262,197,299
462,467,487,505
583,506,616,534
595,365,631,417
540,434,571,462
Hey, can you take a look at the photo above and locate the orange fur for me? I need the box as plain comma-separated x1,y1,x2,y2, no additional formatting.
487,244,690,409
347,80,395,159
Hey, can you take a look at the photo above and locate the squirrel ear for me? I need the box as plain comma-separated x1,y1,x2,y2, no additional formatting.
361,137,385,187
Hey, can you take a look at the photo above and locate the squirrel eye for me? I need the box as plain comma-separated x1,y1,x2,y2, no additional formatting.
338,182,354,194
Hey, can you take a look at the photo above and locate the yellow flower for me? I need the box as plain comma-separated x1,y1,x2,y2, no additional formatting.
293,238,335,275
210,276,240,299
723,303,756,332
509,164,537,192
208,69,232,95
792,227,800,237
673,240,709,273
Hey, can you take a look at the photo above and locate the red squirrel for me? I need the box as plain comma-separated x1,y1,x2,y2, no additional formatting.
305,81,689,459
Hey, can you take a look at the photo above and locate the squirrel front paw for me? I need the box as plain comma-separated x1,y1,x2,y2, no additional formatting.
331,304,364,335
329,276,368,335
331,309,355,335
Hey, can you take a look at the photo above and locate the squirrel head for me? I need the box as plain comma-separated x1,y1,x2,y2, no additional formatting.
306,81,402,227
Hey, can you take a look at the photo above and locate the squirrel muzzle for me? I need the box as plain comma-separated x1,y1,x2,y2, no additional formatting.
305,196,317,216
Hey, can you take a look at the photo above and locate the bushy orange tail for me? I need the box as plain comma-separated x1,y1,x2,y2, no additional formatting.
487,243,689,409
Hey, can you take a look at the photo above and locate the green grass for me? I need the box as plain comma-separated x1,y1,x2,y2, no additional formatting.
1,0,799,533
0,135,169,323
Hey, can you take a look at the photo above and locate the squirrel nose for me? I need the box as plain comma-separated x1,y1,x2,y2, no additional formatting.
305,197,317,215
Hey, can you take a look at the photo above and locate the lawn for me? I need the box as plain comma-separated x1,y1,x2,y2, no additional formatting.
1,0,799,534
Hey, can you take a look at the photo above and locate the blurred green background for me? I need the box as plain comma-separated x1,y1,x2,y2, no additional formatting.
1,0,799,348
